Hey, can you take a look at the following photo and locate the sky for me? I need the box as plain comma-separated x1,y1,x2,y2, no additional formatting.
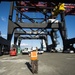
0,2,75,50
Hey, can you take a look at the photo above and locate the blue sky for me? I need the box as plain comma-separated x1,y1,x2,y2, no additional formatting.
0,2,75,50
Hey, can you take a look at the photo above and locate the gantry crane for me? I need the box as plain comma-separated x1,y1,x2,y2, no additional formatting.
0,1,75,54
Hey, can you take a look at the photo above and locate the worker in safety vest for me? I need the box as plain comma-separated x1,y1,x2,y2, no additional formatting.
29,47,38,74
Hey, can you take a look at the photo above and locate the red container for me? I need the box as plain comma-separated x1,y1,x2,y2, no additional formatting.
10,48,17,56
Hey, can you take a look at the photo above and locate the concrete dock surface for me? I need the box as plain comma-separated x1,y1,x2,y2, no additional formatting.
0,53,75,75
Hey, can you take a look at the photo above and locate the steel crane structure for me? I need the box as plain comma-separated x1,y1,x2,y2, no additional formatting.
0,0,75,55
8,1,62,52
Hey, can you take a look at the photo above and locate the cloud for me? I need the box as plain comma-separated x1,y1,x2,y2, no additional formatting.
11,43,28,47
20,43,28,46
1,17,6,22
0,34,7,39
1,34,7,37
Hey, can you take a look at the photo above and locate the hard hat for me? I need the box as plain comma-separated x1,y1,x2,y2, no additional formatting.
33,47,36,50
